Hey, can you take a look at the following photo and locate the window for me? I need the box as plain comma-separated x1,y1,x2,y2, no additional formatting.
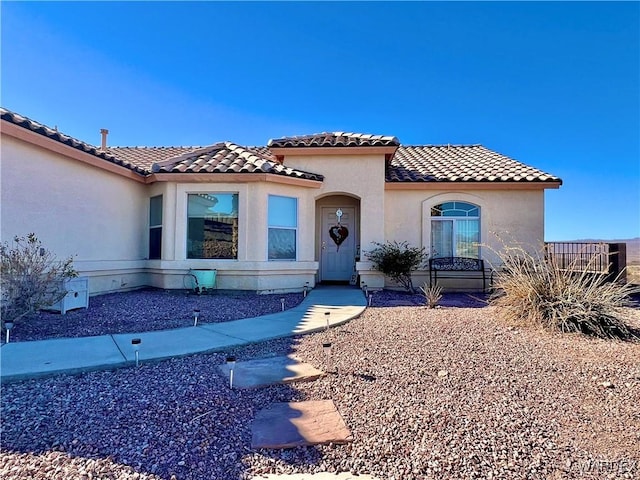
430,201,479,258
149,195,162,259
187,193,238,259
268,195,297,260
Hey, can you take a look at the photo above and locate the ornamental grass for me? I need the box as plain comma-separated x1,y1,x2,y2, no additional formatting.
489,243,639,340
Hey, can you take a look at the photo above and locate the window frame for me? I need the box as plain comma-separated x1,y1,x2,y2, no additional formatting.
148,195,163,260
430,201,480,259
267,194,298,261
186,192,239,260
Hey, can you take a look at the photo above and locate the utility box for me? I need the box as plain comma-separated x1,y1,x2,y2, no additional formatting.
46,276,89,314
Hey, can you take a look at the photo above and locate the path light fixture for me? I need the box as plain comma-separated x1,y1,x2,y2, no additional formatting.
368,292,373,307
322,342,333,372
281,297,285,312
304,282,309,298
192,308,200,326
324,311,330,331
131,338,142,367
226,355,236,389
4,321,14,343
362,284,368,296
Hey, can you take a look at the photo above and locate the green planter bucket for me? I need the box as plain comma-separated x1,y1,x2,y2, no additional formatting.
191,269,217,291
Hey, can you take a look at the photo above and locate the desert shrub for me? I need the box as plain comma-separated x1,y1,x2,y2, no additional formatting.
420,282,442,308
365,241,428,293
489,243,639,339
1,233,77,327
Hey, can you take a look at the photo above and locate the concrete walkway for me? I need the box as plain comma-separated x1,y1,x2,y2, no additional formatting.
0,286,366,383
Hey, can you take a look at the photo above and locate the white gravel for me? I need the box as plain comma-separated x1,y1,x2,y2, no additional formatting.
1,296,639,480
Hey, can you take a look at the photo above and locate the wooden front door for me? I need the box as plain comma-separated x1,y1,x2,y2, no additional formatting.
320,207,355,282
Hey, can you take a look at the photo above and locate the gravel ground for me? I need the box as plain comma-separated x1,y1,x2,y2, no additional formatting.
4,289,306,343
1,290,639,480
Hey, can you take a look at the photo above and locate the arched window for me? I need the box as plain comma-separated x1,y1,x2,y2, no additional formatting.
430,201,480,258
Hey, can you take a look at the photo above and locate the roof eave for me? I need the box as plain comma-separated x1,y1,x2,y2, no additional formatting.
1,120,147,183
146,172,323,187
269,145,399,156
385,180,562,190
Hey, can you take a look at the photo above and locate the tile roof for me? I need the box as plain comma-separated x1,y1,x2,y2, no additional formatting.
150,142,324,181
0,108,149,175
1,108,321,181
2,107,560,185
105,146,199,172
268,132,400,148
388,145,562,184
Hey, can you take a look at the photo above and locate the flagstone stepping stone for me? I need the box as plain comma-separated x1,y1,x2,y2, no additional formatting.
218,355,324,389
251,400,353,449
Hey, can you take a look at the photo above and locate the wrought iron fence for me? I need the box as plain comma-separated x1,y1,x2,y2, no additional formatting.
544,242,627,283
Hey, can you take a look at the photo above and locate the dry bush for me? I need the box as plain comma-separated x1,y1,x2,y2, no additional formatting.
627,264,640,285
365,241,428,293
1,234,77,327
420,282,443,308
489,243,639,340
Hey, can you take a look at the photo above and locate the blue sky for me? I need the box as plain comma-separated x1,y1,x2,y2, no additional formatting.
2,1,638,241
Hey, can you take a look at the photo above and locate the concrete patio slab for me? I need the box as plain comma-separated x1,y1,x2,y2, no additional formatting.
294,305,365,333
218,355,324,389
0,335,126,381
200,313,303,342
111,327,246,362
1,286,366,382
252,400,353,449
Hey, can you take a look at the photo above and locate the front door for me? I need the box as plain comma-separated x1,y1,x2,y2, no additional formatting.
321,207,355,282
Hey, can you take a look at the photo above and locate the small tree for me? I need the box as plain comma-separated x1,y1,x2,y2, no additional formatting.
1,234,77,328
365,241,428,293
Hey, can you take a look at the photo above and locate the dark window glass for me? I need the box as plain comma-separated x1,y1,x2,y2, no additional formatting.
149,195,162,259
268,195,297,260
187,193,238,259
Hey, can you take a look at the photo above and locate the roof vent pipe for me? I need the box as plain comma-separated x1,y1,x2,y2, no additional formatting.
100,128,109,150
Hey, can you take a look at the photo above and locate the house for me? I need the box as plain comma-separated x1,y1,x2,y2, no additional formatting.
0,108,562,294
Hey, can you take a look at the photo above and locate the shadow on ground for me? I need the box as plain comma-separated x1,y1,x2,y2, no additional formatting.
0,335,325,480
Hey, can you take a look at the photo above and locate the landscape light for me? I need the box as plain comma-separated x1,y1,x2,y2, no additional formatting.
325,311,330,331
304,282,309,298
322,342,333,372
192,308,200,326
131,338,142,367
4,321,14,344
226,355,236,389
281,298,285,311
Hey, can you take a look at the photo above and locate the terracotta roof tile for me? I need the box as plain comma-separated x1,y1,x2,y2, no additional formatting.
2,107,559,185
0,108,149,175
151,142,324,181
104,147,199,172
0,108,322,181
388,145,562,184
268,132,400,148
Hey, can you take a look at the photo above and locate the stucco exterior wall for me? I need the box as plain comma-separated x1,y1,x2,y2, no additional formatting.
383,188,546,290
284,153,388,288
1,135,149,294
283,153,387,246
145,181,319,292
1,130,552,295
